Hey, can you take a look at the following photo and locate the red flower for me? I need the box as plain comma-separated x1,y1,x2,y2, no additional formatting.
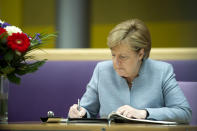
7,32,30,52
0,27,7,38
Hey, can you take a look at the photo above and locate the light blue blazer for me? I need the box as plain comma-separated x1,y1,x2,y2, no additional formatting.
80,59,192,123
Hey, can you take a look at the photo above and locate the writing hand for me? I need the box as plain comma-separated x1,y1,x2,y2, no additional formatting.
68,104,86,118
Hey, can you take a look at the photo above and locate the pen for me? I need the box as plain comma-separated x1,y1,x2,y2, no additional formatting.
77,98,80,111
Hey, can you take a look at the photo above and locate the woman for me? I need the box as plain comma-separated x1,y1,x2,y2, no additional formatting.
68,19,192,123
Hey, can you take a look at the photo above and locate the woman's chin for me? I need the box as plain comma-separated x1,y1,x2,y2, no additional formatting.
117,72,127,77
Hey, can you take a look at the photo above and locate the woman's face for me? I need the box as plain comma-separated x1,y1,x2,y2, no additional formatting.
111,43,144,79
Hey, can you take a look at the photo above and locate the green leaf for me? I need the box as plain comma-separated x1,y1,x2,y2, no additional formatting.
15,60,46,75
29,32,57,48
7,73,21,84
1,66,15,74
0,32,8,42
15,68,28,75
26,60,46,73
4,50,14,61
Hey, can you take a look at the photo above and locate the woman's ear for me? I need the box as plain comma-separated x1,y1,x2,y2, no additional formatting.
138,48,145,61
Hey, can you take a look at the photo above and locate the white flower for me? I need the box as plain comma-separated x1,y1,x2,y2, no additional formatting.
5,26,22,36
0,19,4,24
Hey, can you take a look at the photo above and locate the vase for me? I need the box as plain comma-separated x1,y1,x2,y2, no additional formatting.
0,75,9,123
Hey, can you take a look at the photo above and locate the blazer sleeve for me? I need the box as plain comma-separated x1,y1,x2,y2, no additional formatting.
146,64,192,124
80,63,100,118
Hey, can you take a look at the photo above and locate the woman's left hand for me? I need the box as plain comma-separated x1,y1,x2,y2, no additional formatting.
116,105,147,119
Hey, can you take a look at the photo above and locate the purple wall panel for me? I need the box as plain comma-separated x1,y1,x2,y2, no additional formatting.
8,60,197,125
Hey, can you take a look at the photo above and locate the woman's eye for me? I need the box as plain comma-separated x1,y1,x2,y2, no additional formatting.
119,55,129,60
120,56,126,59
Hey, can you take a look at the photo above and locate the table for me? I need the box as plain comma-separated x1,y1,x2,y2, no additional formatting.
0,122,197,131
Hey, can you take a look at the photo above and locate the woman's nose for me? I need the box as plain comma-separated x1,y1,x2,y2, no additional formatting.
115,57,121,67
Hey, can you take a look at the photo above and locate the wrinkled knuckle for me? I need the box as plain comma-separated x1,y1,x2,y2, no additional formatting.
70,105,74,109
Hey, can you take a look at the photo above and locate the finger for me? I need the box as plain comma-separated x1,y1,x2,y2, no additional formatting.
72,105,87,118
116,105,131,113
68,109,76,118
73,104,78,109
116,109,123,114
117,105,125,111
126,112,134,118
122,110,129,117
117,107,127,115
71,105,79,113
72,105,85,117
69,105,80,118
68,107,77,118
68,106,74,117
79,107,86,117
116,109,124,115
70,110,80,118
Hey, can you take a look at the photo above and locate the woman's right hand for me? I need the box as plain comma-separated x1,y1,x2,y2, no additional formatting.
68,104,87,118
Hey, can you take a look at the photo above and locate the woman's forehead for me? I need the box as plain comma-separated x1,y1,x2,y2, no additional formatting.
111,43,135,54
111,44,128,51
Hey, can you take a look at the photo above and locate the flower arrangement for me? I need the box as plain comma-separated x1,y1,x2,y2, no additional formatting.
0,20,56,84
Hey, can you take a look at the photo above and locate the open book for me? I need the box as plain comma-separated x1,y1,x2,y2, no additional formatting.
108,112,177,125
41,112,177,125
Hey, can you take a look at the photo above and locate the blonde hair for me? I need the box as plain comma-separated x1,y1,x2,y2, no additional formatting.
107,18,151,59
